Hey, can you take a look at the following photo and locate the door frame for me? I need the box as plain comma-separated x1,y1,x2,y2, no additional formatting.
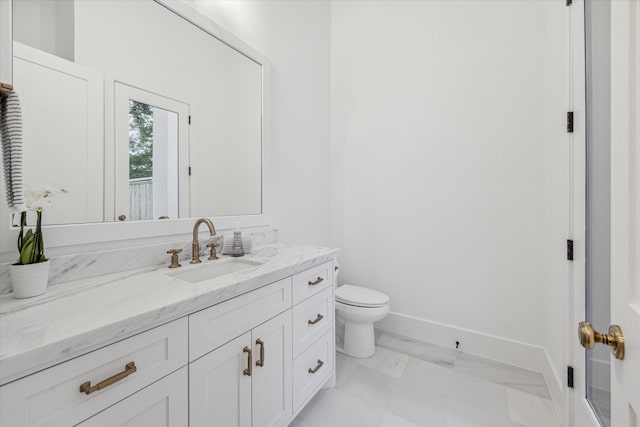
568,0,640,425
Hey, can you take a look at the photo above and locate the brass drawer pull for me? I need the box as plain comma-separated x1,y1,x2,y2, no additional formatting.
308,359,324,374
256,339,265,367
308,314,324,325
79,362,137,395
308,277,324,286
243,346,252,376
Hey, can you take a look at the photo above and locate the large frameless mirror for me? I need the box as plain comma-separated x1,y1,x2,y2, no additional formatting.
5,0,263,227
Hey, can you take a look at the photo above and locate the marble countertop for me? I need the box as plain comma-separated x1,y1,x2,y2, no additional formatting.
0,243,339,386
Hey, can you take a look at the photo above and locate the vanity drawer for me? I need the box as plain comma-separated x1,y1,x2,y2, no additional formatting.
292,287,333,357
77,366,188,426
189,277,292,362
0,318,188,427
292,261,333,305
292,329,334,412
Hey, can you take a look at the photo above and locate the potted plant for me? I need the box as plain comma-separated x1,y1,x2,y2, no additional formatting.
9,186,68,298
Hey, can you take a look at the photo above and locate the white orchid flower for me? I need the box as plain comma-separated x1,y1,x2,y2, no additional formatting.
23,185,69,212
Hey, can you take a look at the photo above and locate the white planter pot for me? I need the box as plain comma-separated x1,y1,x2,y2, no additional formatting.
9,260,51,299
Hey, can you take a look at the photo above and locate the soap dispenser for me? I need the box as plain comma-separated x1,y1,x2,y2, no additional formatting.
231,230,244,257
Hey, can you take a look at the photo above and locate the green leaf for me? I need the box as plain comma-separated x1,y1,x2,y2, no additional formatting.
19,230,37,264
20,239,34,265
23,229,34,245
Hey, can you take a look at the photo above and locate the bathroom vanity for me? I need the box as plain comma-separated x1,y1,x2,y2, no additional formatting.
0,244,338,426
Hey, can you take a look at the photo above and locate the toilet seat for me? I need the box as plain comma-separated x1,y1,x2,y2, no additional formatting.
335,284,389,308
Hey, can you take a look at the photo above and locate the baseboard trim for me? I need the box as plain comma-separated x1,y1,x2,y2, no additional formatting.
376,312,566,426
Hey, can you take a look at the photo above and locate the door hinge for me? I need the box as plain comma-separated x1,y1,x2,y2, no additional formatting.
567,239,574,261
566,0,572,6
567,111,574,133
188,166,192,176
188,115,192,125
567,366,574,388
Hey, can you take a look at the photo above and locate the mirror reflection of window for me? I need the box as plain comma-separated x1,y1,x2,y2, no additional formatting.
128,100,179,221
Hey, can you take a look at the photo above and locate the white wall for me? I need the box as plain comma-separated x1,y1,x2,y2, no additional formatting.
187,1,332,245
331,0,569,404
13,0,74,62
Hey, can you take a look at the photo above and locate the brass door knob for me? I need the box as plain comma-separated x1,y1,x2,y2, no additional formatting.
578,321,625,360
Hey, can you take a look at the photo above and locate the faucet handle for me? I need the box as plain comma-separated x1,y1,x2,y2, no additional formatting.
206,242,219,260
166,248,183,268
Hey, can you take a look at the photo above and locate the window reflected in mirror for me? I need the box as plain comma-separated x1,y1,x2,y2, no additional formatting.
128,100,179,221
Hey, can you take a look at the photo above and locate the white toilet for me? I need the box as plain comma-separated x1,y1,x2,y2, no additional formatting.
335,284,390,358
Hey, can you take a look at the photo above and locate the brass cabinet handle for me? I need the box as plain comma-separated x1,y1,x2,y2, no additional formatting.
308,277,324,286
578,321,625,360
256,339,265,367
79,362,137,395
308,359,324,374
308,314,324,325
118,214,127,221
243,346,252,376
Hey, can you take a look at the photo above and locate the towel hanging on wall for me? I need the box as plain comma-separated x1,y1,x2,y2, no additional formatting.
0,91,26,213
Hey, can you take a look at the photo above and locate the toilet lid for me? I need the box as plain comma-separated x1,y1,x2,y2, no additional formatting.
335,284,389,307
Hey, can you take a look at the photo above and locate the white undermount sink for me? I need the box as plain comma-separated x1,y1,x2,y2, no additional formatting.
168,258,263,283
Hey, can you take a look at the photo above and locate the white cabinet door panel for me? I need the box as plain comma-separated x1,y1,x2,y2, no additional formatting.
252,311,292,427
189,332,252,427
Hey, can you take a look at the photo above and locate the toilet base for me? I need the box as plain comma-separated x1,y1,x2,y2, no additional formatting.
343,322,376,358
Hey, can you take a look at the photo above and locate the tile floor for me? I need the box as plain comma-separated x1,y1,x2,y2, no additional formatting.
291,332,561,427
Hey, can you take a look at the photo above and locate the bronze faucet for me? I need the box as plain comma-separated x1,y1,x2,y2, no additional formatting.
191,218,216,264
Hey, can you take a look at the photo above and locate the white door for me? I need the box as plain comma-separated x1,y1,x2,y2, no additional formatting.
573,0,640,426
252,311,292,427
76,367,188,427
609,0,640,424
113,82,190,222
189,332,252,427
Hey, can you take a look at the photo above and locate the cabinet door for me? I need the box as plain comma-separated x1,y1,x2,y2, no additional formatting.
190,332,252,427
76,367,188,427
251,311,292,427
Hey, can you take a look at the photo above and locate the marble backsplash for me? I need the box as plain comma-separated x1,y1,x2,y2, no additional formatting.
0,228,278,295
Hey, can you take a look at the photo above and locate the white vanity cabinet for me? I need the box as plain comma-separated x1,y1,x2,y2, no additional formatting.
0,257,337,427
189,311,292,427
188,261,335,427
188,278,293,427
